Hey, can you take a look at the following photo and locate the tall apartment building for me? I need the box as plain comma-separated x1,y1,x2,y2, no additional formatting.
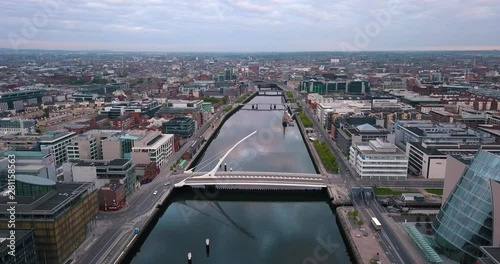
131,131,174,168
39,131,77,164
349,139,408,179
0,175,97,264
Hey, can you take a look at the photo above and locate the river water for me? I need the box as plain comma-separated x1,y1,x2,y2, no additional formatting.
129,96,351,264
194,95,316,173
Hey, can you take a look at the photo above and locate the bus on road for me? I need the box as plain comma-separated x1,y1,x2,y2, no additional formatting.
371,217,382,230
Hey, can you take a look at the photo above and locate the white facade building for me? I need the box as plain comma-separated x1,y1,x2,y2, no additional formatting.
349,138,408,179
131,131,174,168
39,131,77,164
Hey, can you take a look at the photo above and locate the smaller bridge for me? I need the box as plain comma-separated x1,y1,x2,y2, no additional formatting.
258,91,283,96
237,103,288,111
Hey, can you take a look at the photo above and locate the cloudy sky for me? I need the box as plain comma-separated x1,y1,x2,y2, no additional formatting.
1,0,500,52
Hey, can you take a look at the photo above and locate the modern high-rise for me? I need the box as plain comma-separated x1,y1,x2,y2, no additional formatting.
433,151,500,263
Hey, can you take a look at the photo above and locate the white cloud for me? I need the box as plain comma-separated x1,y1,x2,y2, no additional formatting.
0,0,499,51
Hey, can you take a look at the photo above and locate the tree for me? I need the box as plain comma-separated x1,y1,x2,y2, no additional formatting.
357,219,364,226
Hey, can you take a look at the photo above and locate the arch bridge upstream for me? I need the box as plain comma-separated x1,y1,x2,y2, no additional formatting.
175,131,326,189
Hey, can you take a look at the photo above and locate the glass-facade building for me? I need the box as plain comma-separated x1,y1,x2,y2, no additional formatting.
433,151,500,263
163,117,195,138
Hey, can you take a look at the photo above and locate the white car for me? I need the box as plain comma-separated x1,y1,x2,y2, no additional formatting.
153,191,158,195
164,182,171,186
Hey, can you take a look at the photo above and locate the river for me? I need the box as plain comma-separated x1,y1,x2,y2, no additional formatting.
129,95,351,264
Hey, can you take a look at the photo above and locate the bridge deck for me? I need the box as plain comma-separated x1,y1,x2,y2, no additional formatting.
177,171,326,188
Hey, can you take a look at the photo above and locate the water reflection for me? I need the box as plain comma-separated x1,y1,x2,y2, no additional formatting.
196,96,316,173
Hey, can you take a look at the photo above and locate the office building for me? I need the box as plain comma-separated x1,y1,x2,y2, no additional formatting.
0,229,38,264
406,142,448,178
163,117,196,138
337,123,394,154
0,119,36,135
0,151,57,185
101,132,137,160
66,134,98,161
39,131,77,164
131,132,174,168
71,159,136,197
0,90,43,111
433,151,500,263
299,79,370,94
0,175,97,264
349,139,408,179
0,134,40,151
99,100,161,120
393,120,495,150
166,100,203,109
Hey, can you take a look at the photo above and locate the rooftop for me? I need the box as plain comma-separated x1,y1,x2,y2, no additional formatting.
16,174,56,186
0,182,93,215
409,142,445,156
39,130,76,143
356,123,379,132
75,158,130,167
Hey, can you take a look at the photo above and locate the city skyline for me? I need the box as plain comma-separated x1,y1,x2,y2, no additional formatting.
1,0,500,52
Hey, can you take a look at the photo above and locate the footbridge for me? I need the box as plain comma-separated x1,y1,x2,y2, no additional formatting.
258,91,283,96
175,131,326,189
236,103,289,111
176,171,326,189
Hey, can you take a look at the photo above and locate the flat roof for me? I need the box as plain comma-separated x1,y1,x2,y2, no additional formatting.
2,151,45,158
133,134,173,150
409,142,445,156
406,127,425,137
0,182,93,214
75,158,130,167
16,174,56,186
39,131,76,143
